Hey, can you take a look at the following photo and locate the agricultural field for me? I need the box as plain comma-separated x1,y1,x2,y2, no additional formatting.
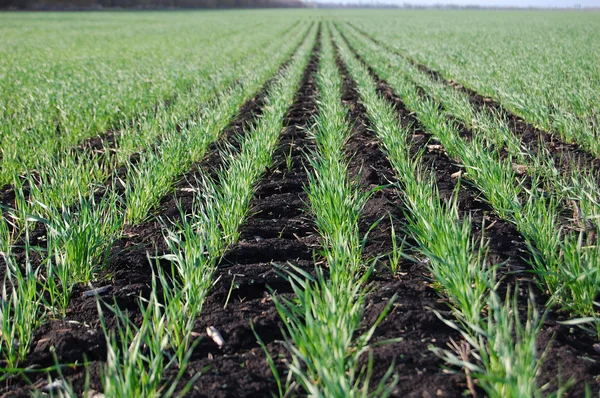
1,9,600,397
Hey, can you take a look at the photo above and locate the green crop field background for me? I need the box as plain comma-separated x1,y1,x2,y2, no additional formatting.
1,10,599,397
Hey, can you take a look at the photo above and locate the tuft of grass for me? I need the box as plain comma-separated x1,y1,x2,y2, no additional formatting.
98,271,199,398
431,289,557,398
161,178,224,317
0,224,43,369
41,192,123,314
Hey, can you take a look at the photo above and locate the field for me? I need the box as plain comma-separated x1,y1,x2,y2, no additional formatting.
1,9,600,397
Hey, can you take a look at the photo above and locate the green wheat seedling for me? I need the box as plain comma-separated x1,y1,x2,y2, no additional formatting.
285,138,295,174
98,271,198,398
556,167,600,233
271,265,397,398
153,262,202,371
405,181,493,326
123,137,187,225
161,178,224,317
214,129,274,245
24,151,110,219
41,192,123,314
387,214,403,275
0,229,43,370
306,152,368,274
4,178,29,235
0,210,12,256
432,289,555,398
545,231,600,334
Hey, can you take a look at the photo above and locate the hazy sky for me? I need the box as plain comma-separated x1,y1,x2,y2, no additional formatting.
316,0,600,6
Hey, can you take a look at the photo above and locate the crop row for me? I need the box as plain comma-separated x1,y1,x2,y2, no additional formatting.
267,23,396,397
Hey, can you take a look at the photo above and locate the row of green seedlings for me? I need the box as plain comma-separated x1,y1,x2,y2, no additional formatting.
345,22,600,160
28,24,319,398
347,22,600,239
3,20,311,240
332,24,560,397
265,25,397,398
0,18,284,187
0,24,313,374
342,24,600,337
349,23,600,222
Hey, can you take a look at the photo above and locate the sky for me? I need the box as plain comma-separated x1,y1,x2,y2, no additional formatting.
315,0,600,7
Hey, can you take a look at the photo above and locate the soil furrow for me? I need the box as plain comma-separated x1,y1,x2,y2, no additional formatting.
0,24,316,397
333,35,466,397
339,48,401,262
336,29,600,397
345,22,600,174
172,26,321,398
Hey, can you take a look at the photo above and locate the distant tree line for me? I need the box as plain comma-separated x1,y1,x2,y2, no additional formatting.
1,0,304,10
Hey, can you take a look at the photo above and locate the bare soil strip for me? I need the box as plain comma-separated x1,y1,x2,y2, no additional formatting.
333,41,466,397
0,25,316,397
346,22,600,173
171,27,321,397
336,29,600,396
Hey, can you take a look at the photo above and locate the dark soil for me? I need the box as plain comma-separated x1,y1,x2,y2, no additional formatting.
335,35,467,397
336,29,600,397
